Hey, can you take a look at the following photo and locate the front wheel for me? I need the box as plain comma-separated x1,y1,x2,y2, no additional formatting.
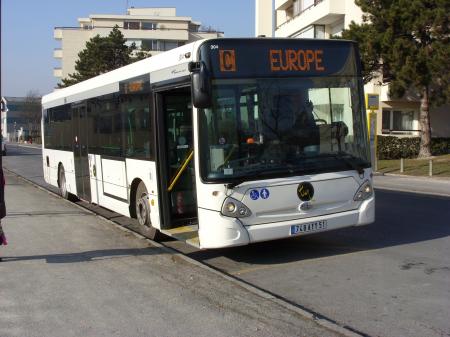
135,181,162,240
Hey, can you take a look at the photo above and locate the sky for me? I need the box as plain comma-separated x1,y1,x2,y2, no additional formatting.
1,0,255,97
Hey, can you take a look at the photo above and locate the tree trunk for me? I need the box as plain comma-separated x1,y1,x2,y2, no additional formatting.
418,86,432,158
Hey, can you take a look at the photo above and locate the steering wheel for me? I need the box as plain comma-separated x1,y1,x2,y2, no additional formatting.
314,118,328,125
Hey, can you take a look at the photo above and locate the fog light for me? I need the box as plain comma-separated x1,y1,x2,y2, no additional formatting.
225,202,236,213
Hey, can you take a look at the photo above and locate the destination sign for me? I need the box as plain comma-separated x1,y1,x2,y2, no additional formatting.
199,38,359,79
269,49,325,72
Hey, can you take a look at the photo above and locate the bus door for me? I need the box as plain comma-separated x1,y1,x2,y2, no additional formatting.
156,87,198,229
72,103,91,202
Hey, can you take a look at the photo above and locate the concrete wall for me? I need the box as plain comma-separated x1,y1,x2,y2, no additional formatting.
255,0,274,37
128,8,177,17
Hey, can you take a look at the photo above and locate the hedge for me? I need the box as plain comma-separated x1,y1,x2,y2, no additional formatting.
377,136,450,159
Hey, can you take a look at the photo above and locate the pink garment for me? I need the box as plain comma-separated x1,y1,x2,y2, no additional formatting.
0,232,6,245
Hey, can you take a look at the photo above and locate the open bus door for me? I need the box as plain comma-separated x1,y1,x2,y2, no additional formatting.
155,86,199,246
72,102,91,202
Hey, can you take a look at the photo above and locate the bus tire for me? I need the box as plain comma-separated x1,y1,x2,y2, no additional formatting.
58,165,77,201
135,181,161,240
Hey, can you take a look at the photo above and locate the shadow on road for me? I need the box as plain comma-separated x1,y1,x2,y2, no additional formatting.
1,247,163,264
187,189,450,266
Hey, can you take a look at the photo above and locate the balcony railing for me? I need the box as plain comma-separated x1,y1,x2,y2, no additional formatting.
276,0,324,30
53,26,222,34
53,48,63,58
53,68,62,78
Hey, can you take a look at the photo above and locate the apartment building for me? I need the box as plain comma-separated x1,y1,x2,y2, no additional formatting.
0,96,42,142
256,0,450,137
54,7,222,81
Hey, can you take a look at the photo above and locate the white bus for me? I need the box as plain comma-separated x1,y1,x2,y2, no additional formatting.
42,38,375,249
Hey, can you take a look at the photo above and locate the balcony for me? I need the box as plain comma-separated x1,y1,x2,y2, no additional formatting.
53,68,62,78
275,0,345,37
54,28,63,39
275,0,291,10
53,48,63,59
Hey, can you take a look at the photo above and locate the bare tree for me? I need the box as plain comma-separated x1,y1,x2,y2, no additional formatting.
22,90,42,143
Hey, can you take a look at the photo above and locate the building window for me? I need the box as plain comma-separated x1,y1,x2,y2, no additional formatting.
141,39,157,51
142,22,156,30
125,39,142,48
285,5,294,20
124,21,140,30
294,25,314,38
393,110,414,131
302,0,315,10
293,25,324,39
382,109,417,134
382,110,391,131
314,25,325,38
293,0,301,16
141,39,181,51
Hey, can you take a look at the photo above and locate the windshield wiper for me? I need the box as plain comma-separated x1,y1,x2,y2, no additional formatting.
225,164,295,189
323,152,367,175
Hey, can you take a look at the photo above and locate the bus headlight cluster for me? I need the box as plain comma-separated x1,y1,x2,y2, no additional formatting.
354,180,373,201
221,197,252,218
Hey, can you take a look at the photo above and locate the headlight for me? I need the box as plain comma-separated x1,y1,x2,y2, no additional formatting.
221,197,252,218
354,180,373,201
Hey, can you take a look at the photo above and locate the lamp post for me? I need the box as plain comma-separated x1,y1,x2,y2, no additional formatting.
14,122,17,143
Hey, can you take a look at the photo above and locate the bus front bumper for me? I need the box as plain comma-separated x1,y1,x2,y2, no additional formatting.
245,196,375,243
198,196,374,248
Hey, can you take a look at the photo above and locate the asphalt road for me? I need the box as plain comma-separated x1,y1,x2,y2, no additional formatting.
3,144,450,337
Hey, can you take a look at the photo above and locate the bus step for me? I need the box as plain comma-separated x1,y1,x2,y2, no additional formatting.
162,225,200,248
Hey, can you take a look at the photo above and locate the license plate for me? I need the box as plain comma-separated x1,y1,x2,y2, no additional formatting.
290,220,327,235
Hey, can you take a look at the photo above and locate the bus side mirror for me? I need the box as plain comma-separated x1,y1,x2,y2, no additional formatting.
189,61,212,108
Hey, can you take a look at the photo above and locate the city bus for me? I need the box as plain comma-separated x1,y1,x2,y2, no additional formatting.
42,38,375,249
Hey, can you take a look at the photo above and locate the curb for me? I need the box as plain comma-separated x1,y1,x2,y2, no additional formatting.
382,173,450,182
374,186,450,198
4,168,367,337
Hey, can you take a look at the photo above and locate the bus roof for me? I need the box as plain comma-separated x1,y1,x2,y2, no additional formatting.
43,38,358,108
42,40,202,107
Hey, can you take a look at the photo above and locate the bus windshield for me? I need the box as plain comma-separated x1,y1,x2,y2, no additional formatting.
199,76,370,183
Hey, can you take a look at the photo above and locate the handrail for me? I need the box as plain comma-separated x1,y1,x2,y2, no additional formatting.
167,149,194,192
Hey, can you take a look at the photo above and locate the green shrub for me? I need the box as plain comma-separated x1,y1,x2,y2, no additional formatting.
377,136,450,159
431,138,450,156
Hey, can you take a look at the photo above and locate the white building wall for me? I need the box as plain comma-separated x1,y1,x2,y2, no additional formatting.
255,0,274,37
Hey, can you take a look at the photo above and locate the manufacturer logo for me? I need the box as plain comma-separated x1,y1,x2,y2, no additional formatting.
219,50,236,72
297,182,314,201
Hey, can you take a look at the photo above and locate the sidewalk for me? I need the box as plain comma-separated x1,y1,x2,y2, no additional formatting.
373,173,450,197
0,171,340,337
